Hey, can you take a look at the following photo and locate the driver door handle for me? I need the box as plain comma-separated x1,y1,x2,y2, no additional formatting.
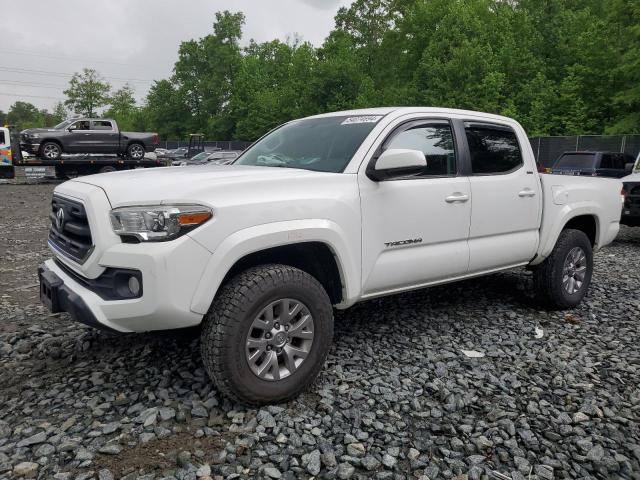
518,189,536,197
445,193,469,203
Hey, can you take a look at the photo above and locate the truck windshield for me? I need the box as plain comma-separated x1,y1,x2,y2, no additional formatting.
555,153,597,169
234,115,382,173
53,119,73,129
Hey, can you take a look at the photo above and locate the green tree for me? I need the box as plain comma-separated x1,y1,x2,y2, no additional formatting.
142,80,190,139
7,101,43,131
64,68,111,117
173,11,245,138
104,84,139,130
130,4,640,140
51,102,68,124
607,0,640,133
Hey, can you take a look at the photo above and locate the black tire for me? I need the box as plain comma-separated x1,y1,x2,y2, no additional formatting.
127,143,145,160
201,264,334,405
533,228,593,309
98,165,117,174
39,142,61,160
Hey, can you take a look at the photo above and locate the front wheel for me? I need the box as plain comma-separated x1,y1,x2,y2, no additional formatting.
201,264,334,405
127,143,145,160
40,142,62,160
533,229,593,309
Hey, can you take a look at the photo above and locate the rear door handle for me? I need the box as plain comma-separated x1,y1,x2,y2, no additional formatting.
445,193,469,203
518,189,536,197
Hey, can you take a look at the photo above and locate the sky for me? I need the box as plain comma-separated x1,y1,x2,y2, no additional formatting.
0,0,354,113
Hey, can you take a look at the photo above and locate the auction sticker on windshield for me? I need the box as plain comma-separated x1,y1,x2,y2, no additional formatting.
341,116,383,125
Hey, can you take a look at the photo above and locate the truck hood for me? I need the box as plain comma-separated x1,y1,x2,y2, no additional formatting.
21,127,60,134
71,165,345,206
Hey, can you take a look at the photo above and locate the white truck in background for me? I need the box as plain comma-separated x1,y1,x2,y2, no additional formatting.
38,107,623,404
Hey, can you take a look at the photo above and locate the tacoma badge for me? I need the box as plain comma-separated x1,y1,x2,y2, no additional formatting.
384,238,423,248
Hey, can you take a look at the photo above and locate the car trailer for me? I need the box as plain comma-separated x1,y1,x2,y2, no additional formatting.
16,153,171,179
2,125,170,180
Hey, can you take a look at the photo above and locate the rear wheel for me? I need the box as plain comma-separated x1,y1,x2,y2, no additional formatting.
200,264,334,405
127,143,145,160
533,229,593,309
40,142,61,160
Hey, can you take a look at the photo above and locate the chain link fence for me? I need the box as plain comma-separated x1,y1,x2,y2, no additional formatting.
529,135,640,167
159,140,252,151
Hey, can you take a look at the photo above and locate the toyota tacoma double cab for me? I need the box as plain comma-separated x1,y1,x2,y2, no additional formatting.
38,107,623,404
20,118,159,160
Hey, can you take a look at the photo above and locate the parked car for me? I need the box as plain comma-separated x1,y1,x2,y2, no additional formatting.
551,151,635,178
38,107,623,405
622,170,640,226
176,150,242,166
20,118,159,160
160,148,189,162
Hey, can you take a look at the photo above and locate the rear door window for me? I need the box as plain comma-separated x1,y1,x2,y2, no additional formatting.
614,154,627,170
464,124,523,174
600,154,614,169
91,120,113,130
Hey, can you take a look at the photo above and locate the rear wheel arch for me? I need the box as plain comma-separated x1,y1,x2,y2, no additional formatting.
562,214,597,246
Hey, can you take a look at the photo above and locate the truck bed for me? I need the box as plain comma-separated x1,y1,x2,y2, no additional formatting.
534,174,622,264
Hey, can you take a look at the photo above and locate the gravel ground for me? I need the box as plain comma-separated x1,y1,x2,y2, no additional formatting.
1,182,639,480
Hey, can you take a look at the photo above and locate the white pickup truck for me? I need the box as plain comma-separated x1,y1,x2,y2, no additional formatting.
39,107,623,404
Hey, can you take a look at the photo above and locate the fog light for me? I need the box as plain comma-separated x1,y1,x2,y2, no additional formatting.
128,276,141,296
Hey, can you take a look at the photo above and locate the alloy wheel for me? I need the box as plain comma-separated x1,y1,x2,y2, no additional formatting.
245,298,314,381
43,144,59,159
129,144,144,159
562,246,587,295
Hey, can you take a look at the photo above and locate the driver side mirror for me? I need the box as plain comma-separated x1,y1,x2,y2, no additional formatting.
624,162,635,175
367,149,426,181
67,126,77,132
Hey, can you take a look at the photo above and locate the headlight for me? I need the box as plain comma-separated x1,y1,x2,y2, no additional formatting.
110,204,213,242
29,133,40,139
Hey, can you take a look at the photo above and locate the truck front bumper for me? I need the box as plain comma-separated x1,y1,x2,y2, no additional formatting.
39,235,211,333
20,142,40,155
39,264,114,332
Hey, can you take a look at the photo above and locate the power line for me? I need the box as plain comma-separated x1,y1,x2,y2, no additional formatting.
0,92,63,100
0,80,68,89
0,49,147,67
0,66,154,84
0,78,142,91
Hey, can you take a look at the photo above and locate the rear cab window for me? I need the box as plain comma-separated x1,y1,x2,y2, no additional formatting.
464,123,523,174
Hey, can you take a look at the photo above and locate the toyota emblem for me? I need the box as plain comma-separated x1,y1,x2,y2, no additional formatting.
56,208,65,230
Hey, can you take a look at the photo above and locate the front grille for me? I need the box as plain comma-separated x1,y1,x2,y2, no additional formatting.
49,195,94,263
